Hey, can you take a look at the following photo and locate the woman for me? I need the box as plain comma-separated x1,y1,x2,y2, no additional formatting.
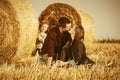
57,25,95,66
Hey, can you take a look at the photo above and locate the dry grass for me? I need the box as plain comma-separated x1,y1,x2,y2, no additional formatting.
0,1,119,80
0,42,119,80
0,0,38,64
39,3,81,29
78,10,94,49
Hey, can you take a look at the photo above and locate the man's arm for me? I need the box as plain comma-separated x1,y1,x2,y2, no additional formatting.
44,31,56,66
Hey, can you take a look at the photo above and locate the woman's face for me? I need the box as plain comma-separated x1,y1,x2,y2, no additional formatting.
68,25,76,38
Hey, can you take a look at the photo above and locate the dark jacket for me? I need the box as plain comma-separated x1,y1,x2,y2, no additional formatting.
41,26,71,60
61,39,94,65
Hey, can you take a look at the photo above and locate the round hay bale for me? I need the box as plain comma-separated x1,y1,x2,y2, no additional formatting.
38,3,82,30
78,10,94,49
39,3,94,48
0,0,38,64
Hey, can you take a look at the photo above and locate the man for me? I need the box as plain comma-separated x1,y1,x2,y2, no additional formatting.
40,17,72,66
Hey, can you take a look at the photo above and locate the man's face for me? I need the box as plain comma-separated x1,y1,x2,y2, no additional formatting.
62,23,72,32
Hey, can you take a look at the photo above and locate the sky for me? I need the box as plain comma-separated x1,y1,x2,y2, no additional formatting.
28,0,120,40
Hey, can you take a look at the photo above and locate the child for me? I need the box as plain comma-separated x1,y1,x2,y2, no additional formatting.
32,23,49,56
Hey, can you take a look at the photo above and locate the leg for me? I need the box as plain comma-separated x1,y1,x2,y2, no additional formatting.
70,40,87,64
80,55,95,65
60,47,69,61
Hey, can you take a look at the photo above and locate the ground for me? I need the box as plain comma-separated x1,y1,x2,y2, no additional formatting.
0,42,120,80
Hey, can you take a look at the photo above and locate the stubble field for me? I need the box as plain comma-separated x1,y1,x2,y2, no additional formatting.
0,42,120,80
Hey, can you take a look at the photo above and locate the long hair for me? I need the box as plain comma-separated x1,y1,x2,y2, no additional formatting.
75,25,84,41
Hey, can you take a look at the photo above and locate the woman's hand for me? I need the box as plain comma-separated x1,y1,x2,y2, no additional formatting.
56,60,69,67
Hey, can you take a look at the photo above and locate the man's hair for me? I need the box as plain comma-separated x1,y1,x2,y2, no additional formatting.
58,17,71,28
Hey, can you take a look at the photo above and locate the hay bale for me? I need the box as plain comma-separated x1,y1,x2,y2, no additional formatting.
78,10,94,49
0,0,38,64
39,3,94,47
38,3,82,29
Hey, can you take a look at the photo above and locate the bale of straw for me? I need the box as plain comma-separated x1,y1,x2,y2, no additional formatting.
38,3,94,47
78,10,94,49
38,3,82,30
0,0,38,64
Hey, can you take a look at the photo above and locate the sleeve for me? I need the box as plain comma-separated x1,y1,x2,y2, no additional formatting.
60,32,72,52
38,34,45,43
36,34,44,44
44,31,56,57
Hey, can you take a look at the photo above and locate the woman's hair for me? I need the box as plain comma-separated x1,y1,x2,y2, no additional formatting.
75,24,84,41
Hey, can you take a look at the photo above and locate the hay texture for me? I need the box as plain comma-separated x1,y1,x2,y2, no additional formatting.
0,0,38,64
78,10,94,49
39,3,94,47
39,3,82,29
